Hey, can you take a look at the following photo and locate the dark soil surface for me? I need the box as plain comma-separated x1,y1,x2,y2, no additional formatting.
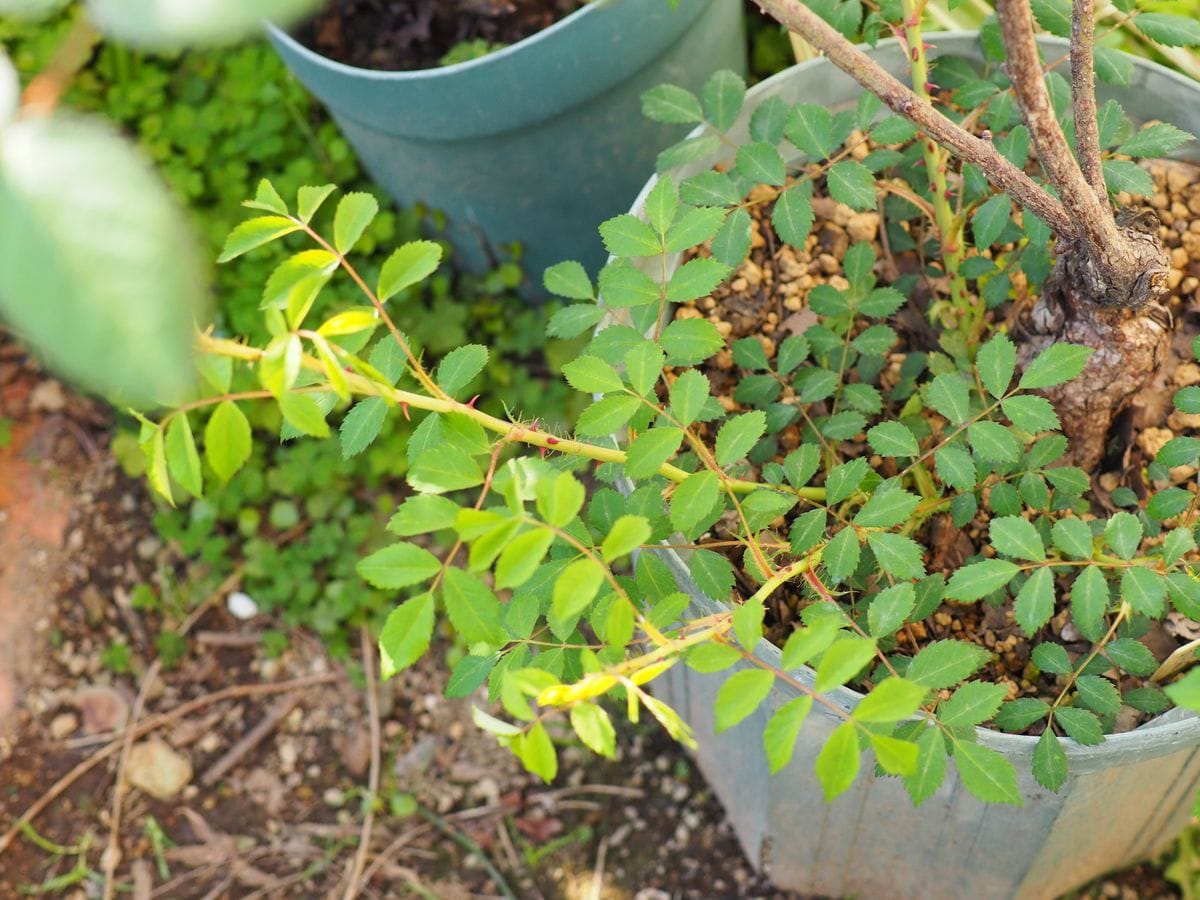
679,156,1200,723
298,0,583,71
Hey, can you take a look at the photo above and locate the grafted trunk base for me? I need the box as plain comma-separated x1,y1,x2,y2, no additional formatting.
1015,246,1171,472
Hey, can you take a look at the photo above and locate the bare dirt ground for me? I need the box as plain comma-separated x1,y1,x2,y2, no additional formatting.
0,337,798,898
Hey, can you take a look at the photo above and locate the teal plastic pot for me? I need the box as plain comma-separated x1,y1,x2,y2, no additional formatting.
608,32,1200,899
268,0,745,295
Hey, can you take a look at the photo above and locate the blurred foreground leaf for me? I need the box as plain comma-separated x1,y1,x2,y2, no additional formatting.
0,114,205,407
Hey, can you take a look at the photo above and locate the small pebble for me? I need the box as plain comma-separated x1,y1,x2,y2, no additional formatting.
323,787,345,806
49,712,77,740
226,591,259,620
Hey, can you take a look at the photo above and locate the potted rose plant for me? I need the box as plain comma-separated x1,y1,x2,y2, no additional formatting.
10,0,1200,896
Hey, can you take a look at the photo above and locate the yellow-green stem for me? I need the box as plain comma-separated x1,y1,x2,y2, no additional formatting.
901,0,974,341
197,333,826,503
614,553,820,678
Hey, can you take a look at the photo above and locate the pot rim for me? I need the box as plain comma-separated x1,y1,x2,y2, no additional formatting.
265,0,616,80
608,29,1200,767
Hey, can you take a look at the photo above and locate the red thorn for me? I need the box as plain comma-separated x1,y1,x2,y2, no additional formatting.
911,47,919,62
400,402,411,420
466,394,480,409
546,436,560,446
924,81,938,94
539,447,548,458
529,419,539,432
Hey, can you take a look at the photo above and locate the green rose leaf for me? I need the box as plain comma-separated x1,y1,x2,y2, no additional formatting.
205,400,252,484
1032,729,1068,792
815,720,860,802
823,526,861,584
785,103,836,158
968,421,1021,463
599,214,662,257
976,334,1016,399
437,344,489,398
903,725,947,806
867,583,916,638
935,446,977,492
826,159,877,211
926,373,971,425
543,260,594,300
867,421,920,457
772,183,816,246
1105,511,1143,560
1055,707,1104,745
946,559,1019,601
1014,567,1055,634
665,206,728,254
952,738,1022,806
853,482,920,528
164,414,202,499
713,669,774,733
377,240,442,301
814,635,877,691
763,696,814,774
379,593,435,679
989,516,1046,562
700,69,746,131
852,676,928,723
939,681,1008,728
1121,566,1166,618
1001,395,1060,433
1051,517,1094,559
601,515,652,563
907,640,991,689
666,257,729,303
641,84,704,124
495,529,556,590
562,355,625,395
1135,12,1200,47
1018,344,1092,390
735,141,786,186
716,411,767,467
357,542,443,589
625,427,684,480
865,532,926,581
1075,675,1122,717
446,571,511,648
332,191,378,254
670,470,720,534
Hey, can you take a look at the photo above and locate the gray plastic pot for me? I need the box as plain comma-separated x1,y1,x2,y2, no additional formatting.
612,32,1200,900
267,0,745,296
